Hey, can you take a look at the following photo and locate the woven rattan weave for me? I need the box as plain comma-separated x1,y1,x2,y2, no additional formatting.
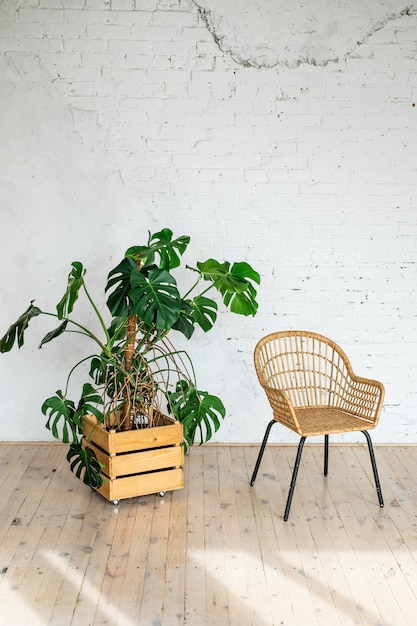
250,331,385,521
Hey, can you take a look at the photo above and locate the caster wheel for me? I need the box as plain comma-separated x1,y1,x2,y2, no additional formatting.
112,499,120,506
157,491,166,497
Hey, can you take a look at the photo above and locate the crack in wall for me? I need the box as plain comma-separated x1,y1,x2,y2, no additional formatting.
192,0,416,68
356,5,414,46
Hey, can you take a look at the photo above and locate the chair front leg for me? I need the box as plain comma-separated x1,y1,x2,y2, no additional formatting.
284,436,307,521
250,419,276,486
361,430,384,508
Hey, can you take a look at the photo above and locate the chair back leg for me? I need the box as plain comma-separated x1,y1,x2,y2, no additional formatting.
361,430,384,507
324,434,329,476
284,436,307,521
250,420,276,486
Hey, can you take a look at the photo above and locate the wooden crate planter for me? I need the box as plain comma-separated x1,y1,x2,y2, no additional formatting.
82,413,184,503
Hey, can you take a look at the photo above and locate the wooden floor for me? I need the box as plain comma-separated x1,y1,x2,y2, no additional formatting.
1,443,417,626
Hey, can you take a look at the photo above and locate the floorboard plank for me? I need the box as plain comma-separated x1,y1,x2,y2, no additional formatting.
201,445,229,623
184,447,206,625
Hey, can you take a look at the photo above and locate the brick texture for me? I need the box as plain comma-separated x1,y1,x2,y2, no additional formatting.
0,0,416,442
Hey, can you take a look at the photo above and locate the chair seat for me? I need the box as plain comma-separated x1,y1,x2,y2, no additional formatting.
293,407,376,437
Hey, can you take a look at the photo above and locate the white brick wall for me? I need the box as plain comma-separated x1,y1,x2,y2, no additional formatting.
0,0,417,443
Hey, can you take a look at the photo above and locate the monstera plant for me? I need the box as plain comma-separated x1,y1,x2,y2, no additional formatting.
0,228,260,490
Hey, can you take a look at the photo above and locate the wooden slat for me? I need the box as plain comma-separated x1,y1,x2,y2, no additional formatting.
113,496,156,623
183,446,206,624
273,445,343,626
92,499,138,625
217,445,253,624
244,446,296,625
229,446,276,625
90,441,184,478
82,414,183,454
136,493,171,624
96,467,184,501
202,446,229,623
160,460,188,625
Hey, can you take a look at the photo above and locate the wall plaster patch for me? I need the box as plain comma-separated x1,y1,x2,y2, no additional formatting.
192,0,415,68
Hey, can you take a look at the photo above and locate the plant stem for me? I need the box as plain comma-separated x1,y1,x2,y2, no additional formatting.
42,312,107,352
82,283,111,343
63,354,98,396
182,270,215,300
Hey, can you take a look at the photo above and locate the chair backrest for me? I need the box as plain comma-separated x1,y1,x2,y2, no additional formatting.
254,330,357,410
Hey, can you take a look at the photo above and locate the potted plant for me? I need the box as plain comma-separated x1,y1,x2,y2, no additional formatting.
0,228,260,503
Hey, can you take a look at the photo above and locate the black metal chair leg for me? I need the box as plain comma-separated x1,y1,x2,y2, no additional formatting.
324,434,329,476
361,430,384,508
284,436,306,521
250,420,276,486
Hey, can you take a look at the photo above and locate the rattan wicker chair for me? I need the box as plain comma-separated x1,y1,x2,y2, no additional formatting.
250,330,385,521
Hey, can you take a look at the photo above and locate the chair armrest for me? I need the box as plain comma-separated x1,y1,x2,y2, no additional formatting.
261,384,302,434
339,374,385,424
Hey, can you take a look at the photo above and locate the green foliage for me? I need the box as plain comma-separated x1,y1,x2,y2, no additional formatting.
125,228,190,270
57,262,86,319
170,300,195,339
197,259,260,316
188,295,218,333
168,380,226,450
130,267,181,329
105,257,137,318
74,383,105,425
0,302,42,352
42,391,78,444
39,320,68,348
1,228,261,488
67,443,103,488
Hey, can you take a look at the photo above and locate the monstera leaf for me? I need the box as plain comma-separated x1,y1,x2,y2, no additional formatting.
56,262,86,319
74,383,104,426
168,380,226,449
105,257,137,317
125,228,190,271
89,354,108,386
130,267,181,329
167,294,218,337
189,295,218,332
67,442,103,488
42,391,77,444
197,259,260,316
0,301,42,352
171,299,195,339
38,320,68,348
222,282,259,316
